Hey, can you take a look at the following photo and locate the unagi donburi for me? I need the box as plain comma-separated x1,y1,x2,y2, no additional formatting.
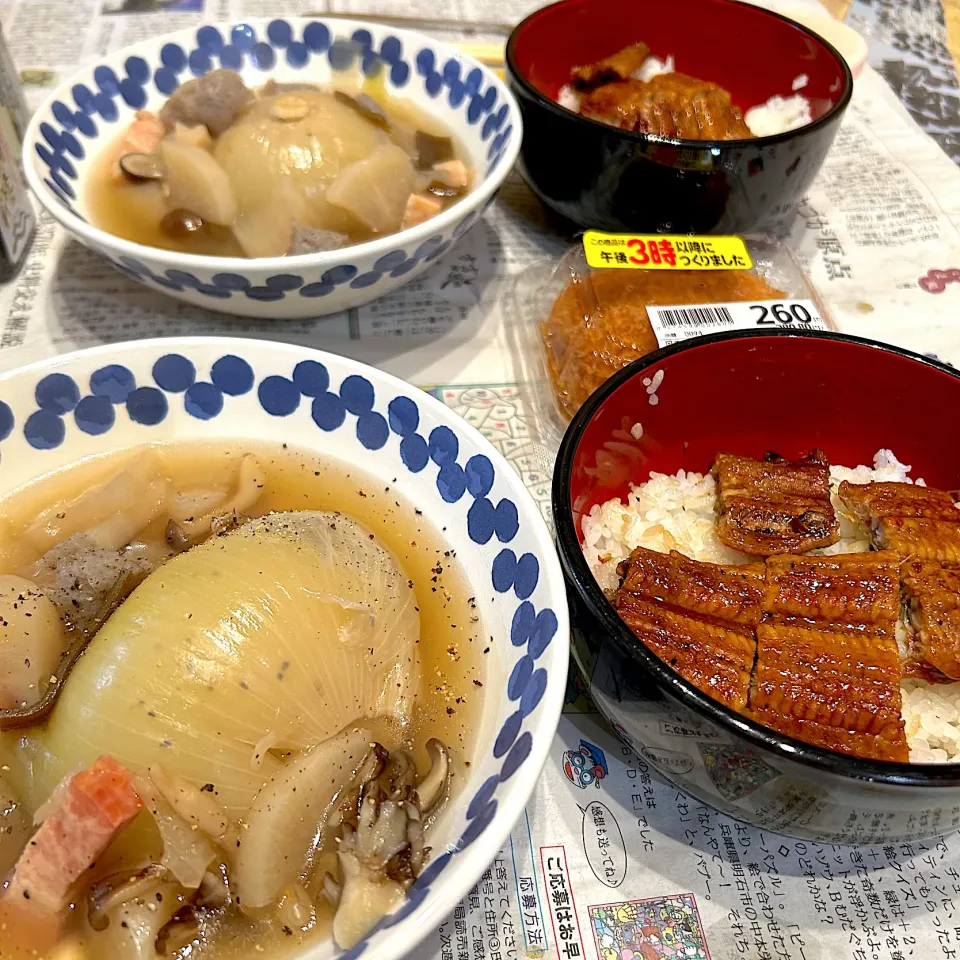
583,446,960,765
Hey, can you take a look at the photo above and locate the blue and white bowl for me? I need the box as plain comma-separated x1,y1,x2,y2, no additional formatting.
23,20,521,319
0,338,567,959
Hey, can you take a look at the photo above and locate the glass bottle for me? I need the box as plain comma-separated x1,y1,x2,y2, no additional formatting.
0,24,35,280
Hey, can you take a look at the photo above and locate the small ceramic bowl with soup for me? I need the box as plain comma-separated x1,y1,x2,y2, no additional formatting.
23,19,520,319
0,338,566,959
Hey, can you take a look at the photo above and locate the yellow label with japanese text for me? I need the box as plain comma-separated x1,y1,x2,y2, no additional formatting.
582,232,753,270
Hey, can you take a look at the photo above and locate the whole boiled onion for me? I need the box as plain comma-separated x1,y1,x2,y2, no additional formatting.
214,90,388,240
34,512,420,816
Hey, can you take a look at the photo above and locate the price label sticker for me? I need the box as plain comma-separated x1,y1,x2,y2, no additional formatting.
646,299,828,346
583,231,753,271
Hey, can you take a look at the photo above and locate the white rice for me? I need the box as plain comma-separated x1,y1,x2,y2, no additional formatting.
632,55,675,83
582,449,960,763
559,54,812,138
557,83,579,113
903,681,960,763
744,94,813,137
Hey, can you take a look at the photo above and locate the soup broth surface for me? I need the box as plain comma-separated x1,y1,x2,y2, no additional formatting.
86,72,474,258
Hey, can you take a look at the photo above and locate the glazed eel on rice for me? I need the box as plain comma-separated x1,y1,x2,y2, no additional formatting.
585,447,960,763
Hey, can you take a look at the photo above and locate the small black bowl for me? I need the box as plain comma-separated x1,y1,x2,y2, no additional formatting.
506,0,853,234
552,329,960,843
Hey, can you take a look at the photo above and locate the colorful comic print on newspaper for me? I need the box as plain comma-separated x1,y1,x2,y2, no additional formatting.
589,892,711,960
697,743,779,801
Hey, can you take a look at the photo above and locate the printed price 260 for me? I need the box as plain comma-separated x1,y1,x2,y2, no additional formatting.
751,302,817,326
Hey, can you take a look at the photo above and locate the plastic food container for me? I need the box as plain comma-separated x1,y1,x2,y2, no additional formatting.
508,232,834,448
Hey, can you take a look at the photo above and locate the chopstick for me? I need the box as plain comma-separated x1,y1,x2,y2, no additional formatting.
451,42,505,68
305,12,507,71
311,12,513,34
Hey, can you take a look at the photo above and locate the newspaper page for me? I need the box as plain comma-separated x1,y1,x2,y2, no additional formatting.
3,0,960,957
423,707,958,960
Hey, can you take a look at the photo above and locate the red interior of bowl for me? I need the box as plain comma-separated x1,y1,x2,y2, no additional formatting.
512,0,848,121
568,335,960,540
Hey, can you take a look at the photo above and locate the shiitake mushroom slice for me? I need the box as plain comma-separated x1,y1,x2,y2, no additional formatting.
161,208,205,240
333,91,389,129
119,152,166,182
415,131,454,170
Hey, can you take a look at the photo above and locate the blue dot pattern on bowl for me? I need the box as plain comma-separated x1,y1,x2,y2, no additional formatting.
33,20,514,302
12,352,556,956
100,222,476,302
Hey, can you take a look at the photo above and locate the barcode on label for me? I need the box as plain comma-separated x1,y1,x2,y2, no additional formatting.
655,305,735,328
646,299,828,347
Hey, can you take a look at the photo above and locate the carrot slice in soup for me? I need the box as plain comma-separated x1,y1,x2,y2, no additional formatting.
0,756,142,952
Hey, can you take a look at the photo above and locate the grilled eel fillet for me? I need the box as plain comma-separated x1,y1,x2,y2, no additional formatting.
900,559,960,680
615,547,763,711
751,552,908,762
761,552,901,628
837,483,960,681
614,547,909,762
712,450,840,557
838,480,960,562
570,42,650,92
578,73,753,139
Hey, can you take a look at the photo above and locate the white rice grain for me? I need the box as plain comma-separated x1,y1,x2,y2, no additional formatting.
557,84,579,113
745,94,813,137
903,681,960,763
632,55,675,82
581,470,744,593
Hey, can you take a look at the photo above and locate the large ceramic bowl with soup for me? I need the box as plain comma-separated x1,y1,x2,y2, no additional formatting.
0,338,567,959
23,19,520,319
